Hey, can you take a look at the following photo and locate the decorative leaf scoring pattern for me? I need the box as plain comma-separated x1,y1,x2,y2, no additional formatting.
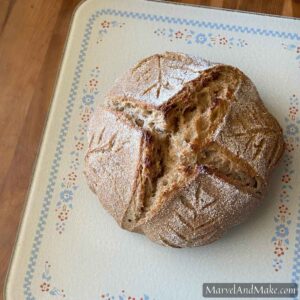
87,127,131,162
157,181,219,248
129,53,209,105
140,56,164,98
217,100,282,173
87,129,118,155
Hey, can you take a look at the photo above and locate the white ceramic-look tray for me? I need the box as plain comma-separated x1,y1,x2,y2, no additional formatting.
5,0,300,299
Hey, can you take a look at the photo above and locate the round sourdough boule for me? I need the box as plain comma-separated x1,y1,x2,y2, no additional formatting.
85,52,284,248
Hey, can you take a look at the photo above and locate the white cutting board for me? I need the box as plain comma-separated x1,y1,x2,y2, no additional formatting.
5,0,300,299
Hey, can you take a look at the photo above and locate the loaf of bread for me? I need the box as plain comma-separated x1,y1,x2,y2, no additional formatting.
85,52,284,248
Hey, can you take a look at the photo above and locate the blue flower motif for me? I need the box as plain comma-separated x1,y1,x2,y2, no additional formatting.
195,33,207,44
272,258,283,265
275,224,289,238
82,94,94,106
60,190,73,203
286,124,299,136
272,258,283,270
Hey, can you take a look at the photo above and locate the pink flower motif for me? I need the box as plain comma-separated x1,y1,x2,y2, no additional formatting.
175,31,184,39
281,174,291,184
289,106,299,119
278,204,289,214
58,209,69,221
274,246,285,257
89,78,98,88
40,282,50,292
75,141,84,151
101,20,110,28
81,110,92,123
285,142,294,153
70,172,77,181
62,170,77,188
219,36,228,45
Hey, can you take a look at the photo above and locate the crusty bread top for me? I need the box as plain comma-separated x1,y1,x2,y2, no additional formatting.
85,107,144,225
85,52,284,246
108,52,215,108
141,165,262,247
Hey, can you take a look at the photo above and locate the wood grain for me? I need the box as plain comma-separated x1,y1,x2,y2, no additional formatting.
0,0,298,297
0,0,82,297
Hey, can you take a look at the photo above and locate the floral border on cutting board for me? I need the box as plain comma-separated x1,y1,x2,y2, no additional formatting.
55,19,126,234
154,27,248,48
37,17,300,300
54,65,99,234
272,94,300,272
39,261,66,299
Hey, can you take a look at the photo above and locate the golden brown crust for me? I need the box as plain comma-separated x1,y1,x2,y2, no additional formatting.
214,75,284,180
108,52,215,109
85,52,284,248
141,166,262,248
85,107,149,227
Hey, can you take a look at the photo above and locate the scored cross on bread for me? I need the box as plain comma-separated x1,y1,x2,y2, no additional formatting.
85,52,284,247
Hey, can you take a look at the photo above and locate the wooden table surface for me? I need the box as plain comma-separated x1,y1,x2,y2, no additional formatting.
0,0,299,297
